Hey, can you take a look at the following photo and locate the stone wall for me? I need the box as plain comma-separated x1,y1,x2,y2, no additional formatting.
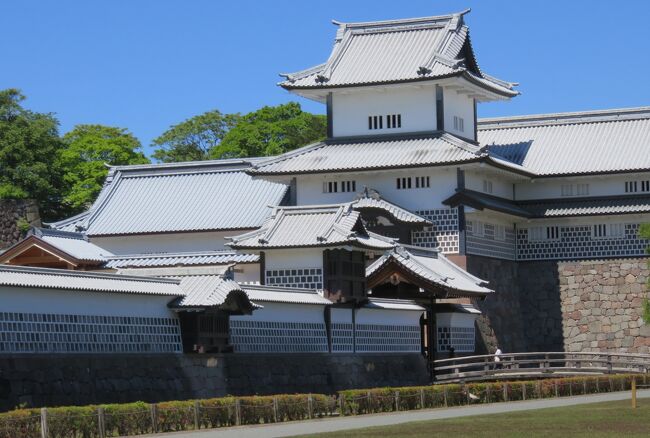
555,259,650,353
465,255,528,354
465,255,650,355
0,353,429,411
0,199,41,250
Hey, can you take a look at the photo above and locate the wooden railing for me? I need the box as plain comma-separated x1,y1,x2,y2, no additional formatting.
434,352,650,382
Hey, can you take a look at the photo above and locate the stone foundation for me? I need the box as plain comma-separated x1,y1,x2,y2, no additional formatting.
0,199,40,250
464,255,650,355
0,353,429,411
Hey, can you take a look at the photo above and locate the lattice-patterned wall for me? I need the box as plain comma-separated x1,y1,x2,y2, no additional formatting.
437,326,475,352
411,208,459,253
229,320,328,353
355,324,421,353
466,220,516,260
0,312,182,354
517,223,649,260
331,322,354,353
265,268,323,289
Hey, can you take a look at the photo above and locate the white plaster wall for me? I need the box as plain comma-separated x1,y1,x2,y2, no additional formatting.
356,307,424,326
296,168,457,211
0,286,177,318
264,248,324,271
90,230,251,255
231,302,325,323
443,88,475,140
332,86,437,137
515,173,650,200
464,170,514,199
234,263,260,284
436,312,477,328
331,307,354,324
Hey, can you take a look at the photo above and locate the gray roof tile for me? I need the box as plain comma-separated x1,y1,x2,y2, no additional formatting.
0,265,183,296
280,11,517,97
479,107,650,176
367,245,492,297
105,251,259,269
79,160,287,236
228,204,395,250
251,133,483,175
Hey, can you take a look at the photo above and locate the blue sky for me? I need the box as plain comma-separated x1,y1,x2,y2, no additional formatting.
2,1,649,156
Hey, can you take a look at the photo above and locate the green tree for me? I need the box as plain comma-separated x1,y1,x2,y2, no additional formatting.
152,110,240,162
59,125,149,211
0,88,65,220
212,102,326,159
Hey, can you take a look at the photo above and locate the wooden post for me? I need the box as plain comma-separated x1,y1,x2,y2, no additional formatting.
419,388,425,409
273,397,279,423
394,391,400,411
339,395,344,415
40,408,48,438
583,379,587,395
367,391,372,413
443,386,448,407
193,401,200,430
554,380,559,398
522,383,527,401
632,379,637,409
308,394,314,419
503,383,508,402
235,399,241,426
486,384,491,403
98,407,106,438
150,404,158,433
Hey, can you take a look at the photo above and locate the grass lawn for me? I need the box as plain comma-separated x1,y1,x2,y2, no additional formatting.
299,400,650,437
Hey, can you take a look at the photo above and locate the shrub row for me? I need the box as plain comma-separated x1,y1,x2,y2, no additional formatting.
0,374,644,438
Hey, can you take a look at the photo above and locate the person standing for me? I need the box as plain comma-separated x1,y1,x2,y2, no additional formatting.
494,346,503,370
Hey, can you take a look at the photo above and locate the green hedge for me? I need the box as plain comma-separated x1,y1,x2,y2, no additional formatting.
0,374,644,438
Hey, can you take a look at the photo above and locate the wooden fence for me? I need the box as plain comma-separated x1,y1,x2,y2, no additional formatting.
434,351,650,382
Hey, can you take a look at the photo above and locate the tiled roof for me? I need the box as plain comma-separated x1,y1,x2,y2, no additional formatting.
446,190,650,219
45,211,89,232
443,190,532,218
366,245,492,297
31,228,113,262
228,204,395,250
0,265,183,296
242,284,332,305
169,276,329,308
364,298,425,311
352,188,431,225
479,107,650,176
105,251,259,269
72,159,288,236
251,133,483,175
280,11,517,97
170,275,251,308
521,195,650,218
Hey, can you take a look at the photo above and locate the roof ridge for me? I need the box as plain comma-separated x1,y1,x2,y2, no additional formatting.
0,264,180,283
478,106,650,129
252,140,327,171
105,249,242,260
108,158,262,172
333,10,470,30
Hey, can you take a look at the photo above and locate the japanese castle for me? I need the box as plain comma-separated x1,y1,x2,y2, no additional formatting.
2,10,649,361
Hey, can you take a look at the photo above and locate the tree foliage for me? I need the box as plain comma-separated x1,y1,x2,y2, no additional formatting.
0,89,65,219
59,125,149,211
152,110,240,162
151,103,326,162
212,102,326,159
